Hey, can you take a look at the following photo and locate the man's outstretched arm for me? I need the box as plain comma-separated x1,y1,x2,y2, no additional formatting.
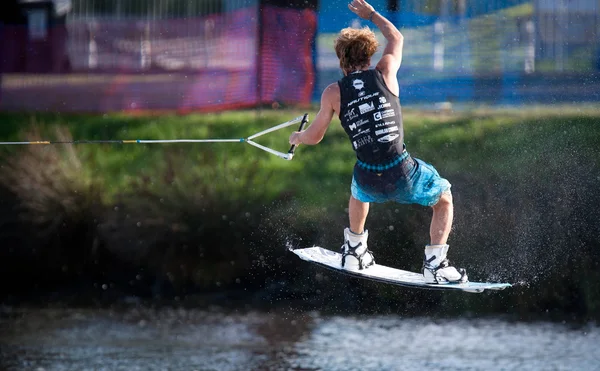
289,83,337,146
349,0,404,74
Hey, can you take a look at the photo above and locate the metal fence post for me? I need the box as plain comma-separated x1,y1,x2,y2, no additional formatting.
525,19,535,74
87,21,97,69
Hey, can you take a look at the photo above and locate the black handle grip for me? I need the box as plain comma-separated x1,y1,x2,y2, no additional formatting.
288,113,309,155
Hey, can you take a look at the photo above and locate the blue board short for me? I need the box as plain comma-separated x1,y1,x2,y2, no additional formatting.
351,150,451,207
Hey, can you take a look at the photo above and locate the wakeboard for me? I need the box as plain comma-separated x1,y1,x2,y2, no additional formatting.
291,246,511,293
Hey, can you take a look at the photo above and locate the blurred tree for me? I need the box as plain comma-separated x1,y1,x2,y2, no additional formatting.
0,0,27,24
387,0,399,12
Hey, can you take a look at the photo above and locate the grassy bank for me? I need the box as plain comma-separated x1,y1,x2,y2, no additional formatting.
1,107,599,320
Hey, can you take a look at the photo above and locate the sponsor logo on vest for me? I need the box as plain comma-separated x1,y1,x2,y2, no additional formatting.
377,133,400,143
352,128,371,138
375,120,395,128
352,79,364,90
353,135,374,149
375,126,399,136
373,112,382,121
381,109,395,119
378,102,391,109
344,108,358,121
379,96,387,103
358,102,375,114
347,92,380,107
348,118,369,131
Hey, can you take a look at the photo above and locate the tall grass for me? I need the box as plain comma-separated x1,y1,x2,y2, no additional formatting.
0,125,102,284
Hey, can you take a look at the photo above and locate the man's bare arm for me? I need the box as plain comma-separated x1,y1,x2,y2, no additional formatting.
289,84,336,146
373,12,404,73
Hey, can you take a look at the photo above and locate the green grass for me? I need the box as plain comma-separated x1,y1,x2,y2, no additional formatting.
2,105,599,207
0,110,309,203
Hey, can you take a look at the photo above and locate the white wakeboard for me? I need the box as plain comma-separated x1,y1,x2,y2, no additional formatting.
291,246,511,293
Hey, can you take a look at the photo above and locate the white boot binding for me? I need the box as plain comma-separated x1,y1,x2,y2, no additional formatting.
341,228,375,270
422,244,468,284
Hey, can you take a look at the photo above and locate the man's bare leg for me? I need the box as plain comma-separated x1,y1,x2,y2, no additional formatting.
424,190,467,283
430,191,453,245
349,195,369,234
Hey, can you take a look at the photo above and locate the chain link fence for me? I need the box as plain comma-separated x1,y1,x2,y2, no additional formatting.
1,0,599,111
317,0,600,104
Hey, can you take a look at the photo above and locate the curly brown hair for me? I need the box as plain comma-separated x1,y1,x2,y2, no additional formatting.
334,27,379,73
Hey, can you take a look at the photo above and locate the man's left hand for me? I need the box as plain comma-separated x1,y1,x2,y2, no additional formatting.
348,0,375,19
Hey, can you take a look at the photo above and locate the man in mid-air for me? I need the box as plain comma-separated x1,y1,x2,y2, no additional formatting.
289,0,467,283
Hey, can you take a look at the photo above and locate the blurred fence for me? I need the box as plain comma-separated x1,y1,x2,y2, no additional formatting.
1,0,599,112
0,0,316,112
317,0,600,105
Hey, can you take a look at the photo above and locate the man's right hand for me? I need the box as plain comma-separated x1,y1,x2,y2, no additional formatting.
348,0,375,20
289,131,304,146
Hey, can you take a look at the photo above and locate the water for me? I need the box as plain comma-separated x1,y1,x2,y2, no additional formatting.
1,307,599,371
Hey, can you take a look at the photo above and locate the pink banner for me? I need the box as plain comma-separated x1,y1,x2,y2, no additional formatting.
260,6,317,105
0,6,316,113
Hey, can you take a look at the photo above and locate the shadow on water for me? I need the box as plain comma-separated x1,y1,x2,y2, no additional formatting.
1,307,599,371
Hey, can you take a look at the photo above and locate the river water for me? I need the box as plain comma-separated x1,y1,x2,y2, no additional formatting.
1,307,598,371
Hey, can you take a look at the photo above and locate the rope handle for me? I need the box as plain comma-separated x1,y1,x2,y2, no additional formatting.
287,113,309,158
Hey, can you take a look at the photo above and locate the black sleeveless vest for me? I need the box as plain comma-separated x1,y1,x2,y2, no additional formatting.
338,69,404,164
